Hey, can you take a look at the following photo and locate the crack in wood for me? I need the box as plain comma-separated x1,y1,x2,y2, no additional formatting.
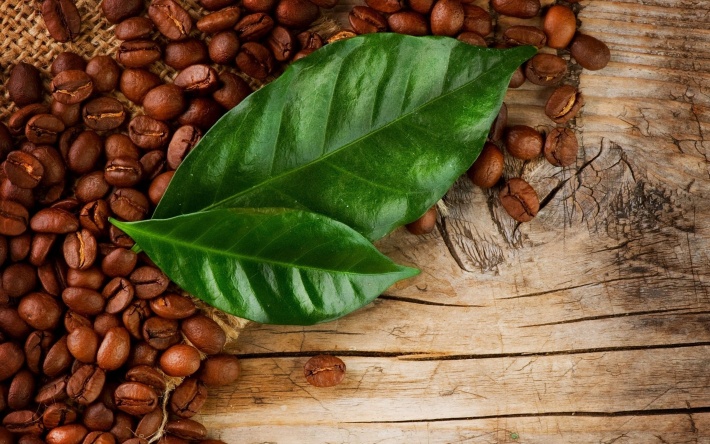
378,294,485,308
518,307,699,327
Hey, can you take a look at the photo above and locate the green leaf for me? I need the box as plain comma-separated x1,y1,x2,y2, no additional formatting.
153,34,535,240
111,209,419,325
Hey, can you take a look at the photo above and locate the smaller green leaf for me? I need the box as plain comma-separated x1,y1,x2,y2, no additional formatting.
111,209,418,325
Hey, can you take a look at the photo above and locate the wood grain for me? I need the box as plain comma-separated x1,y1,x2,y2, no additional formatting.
215,0,710,442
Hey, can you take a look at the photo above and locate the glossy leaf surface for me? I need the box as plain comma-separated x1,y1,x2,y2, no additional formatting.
111,209,418,325
154,34,535,240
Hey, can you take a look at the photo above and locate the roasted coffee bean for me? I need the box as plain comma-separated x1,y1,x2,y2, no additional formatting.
505,125,543,160
83,97,126,131
120,69,162,104
108,414,135,443
52,100,82,126
499,178,539,222
64,229,98,270
36,378,69,405
545,85,584,124
509,65,525,88
167,126,201,169
503,25,546,48
235,13,274,41
79,200,110,235
366,0,403,13
66,130,102,174
117,40,162,68
544,127,578,167
491,0,540,18
143,84,187,121
134,409,163,440
82,402,114,431
149,293,196,320
160,344,201,377
457,31,487,47
52,52,87,76
37,260,67,296
462,5,491,36
29,233,57,267
19,434,45,444
86,56,121,93
208,31,241,64
387,11,428,36
468,142,504,188
213,71,252,111
525,53,567,86
26,114,66,145
93,313,122,337
105,134,141,160
8,104,50,136
236,42,274,80
97,327,131,371
165,419,208,441
0,343,24,381
142,316,180,350
125,365,166,391
174,65,219,94
122,300,151,339
164,39,210,70
198,354,240,386
349,6,387,34
570,33,611,71
67,326,99,363
304,355,346,387
197,6,242,33
275,0,319,28
115,17,155,40
409,0,434,14
201,0,236,9
52,70,94,105
8,370,35,410
46,424,89,444
31,146,65,186
148,171,174,205
109,224,136,248
405,206,437,235
66,267,105,290
42,402,77,428
2,410,42,434
149,0,193,41
62,287,105,316
24,331,54,374
102,249,138,278
181,314,226,355
7,63,43,107
30,208,78,234
43,336,72,377
431,0,464,36
82,431,115,444
64,311,93,333
242,0,273,11
18,292,62,330
0,307,32,338
41,0,81,42
265,26,293,62
8,234,29,262
543,5,576,49
129,116,171,149
178,98,224,130
114,382,159,416
109,188,150,222
76,173,111,203
128,342,159,367
67,365,106,405
102,0,143,23
104,157,143,187
4,151,44,189
169,378,207,418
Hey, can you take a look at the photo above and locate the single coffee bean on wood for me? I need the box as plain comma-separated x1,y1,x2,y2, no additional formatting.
165,418,208,440
543,5,576,49
7,63,43,107
405,206,437,235
180,314,227,354
198,354,240,386
505,125,543,160
570,33,611,71
545,85,584,124
503,25,547,48
525,53,567,86
468,142,505,188
304,355,346,387
499,178,539,222
544,127,579,167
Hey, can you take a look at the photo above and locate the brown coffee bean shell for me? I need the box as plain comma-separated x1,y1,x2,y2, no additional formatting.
545,85,584,124
499,178,539,222
570,33,611,71
169,378,207,418
544,127,579,167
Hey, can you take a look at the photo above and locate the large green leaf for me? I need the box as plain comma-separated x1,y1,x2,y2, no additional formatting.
153,34,535,240
111,209,418,325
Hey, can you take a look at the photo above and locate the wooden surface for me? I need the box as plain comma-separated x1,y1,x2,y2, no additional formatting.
197,0,710,442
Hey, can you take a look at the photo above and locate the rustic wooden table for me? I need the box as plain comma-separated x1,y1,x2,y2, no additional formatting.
191,0,710,442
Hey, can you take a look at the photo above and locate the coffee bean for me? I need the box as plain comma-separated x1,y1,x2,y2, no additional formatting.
41,402,77,428
143,85,187,122
122,299,151,339
114,382,159,416
128,342,159,367
468,142,505,188
181,314,226,355
242,0,273,11
2,410,42,434
82,402,114,431
63,287,105,316
134,411,163,441
388,11,428,36
4,151,45,189
67,365,106,405
43,335,72,377
32,145,65,187
544,127,578,167
197,6,242,33
18,292,62,330
142,316,180,350
236,42,274,80
405,206,437,235
430,0,464,36
525,54,567,86
491,0,540,18
26,114,66,145
570,33,611,71
102,249,139,278
457,31,487,47
349,6,387,34
0,200,29,236
167,126,201,170
85,56,121,93
275,0,319,28
0,307,32,339
41,0,82,42
160,344,201,377
29,233,57,267
200,0,236,9
0,343,24,381
235,13,274,42
505,125,543,160
52,52,87,76
75,173,109,204
304,355,346,387
109,413,135,443
120,69,162,105
66,267,105,291
8,234,29,263
24,331,54,374
178,98,224,130
105,134,141,160
174,65,220,94
52,100,82,127
8,104,50,136
129,116,171,149
46,424,89,444
83,97,126,131
213,72,252,110
117,40,162,68
104,157,143,187
545,85,584,124
64,311,93,333
409,0,434,14
109,188,149,222
169,378,207,418
503,25,546,48
509,66,525,88
64,229,98,270
365,0,403,13
83,431,115,444
30,208,78,234
125,365,166,391
102,0,143,23
148,171,175,205
79,200,110,235
52,70,94,105
208,31,241,64
97,327,131,370
110,224,137,248
543,5,576,49
165,419,208,441
149,0,193,41
8,369,35,410
94,313,122,337
7,63,43,107
67,326,99,363
164,40,210,70
499,178,539,222
149,293,196,320
263,27,293,62
461,5,491,36
198,354,239,386
115,17,155,40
